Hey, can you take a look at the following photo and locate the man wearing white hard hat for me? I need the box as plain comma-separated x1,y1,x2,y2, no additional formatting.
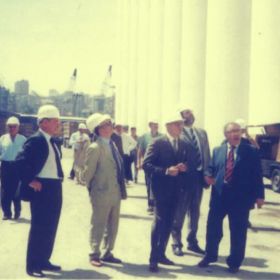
68,122,89,180
0,116,26,220
83,113,126,267
15,105,63,277
170,107,211,256
143,112,195,273
138,119,163,214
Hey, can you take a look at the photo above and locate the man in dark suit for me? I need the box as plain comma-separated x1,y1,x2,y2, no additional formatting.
198,122,264,274
171,107,211,256
15,105,63,278
143,113,195,273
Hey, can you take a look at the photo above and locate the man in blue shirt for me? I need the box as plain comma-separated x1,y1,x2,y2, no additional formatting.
0,116,26,220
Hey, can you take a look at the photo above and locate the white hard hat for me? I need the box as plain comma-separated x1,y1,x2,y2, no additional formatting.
164,112,183,125
37,105,60,120
178,105,192,113
235,118,246,129
78,123,87,130
6,116,20,126
86,113,111,132
148,118,159,124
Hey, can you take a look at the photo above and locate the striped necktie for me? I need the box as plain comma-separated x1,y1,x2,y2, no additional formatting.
190,128,202,168
224,146,235,183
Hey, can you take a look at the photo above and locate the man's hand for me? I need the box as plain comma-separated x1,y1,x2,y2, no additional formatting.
176,163,188,172
204,176,215,186
167,166,179,176
29,180,42,192
256,198,265,209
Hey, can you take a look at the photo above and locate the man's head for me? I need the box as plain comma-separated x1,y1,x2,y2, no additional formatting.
130,127,137,136
37,105,60,136
123,125,129,133
87,113,113,139
165,113,184,138
78,123,87,134
6,117,20,137
224,122,242,147
180,109,195,127
114,124,123,135
148,122,159,134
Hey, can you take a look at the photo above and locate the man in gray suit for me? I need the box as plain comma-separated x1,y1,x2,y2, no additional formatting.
171,108,211,256
83,113,127,267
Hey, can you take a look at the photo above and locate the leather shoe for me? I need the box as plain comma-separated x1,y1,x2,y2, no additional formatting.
14,212,20,220
27,268,45,278
2,216,11,220
149,262,159,273
198,257,217,268
101,255,122,264
41,262,61,271
188,244,205,254
172,246,184,256
158,256,175,265
228,266,239,274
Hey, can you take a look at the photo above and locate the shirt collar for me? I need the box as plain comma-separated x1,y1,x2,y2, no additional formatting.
99,136,110,145
166,133,178,143
227,142,239,150
39,128,52,141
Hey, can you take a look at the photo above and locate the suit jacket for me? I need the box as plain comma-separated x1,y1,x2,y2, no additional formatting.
83,138,127,199
182,127,211,176
143,136,196,201
111,132,124,158
206,143,264,208
14,131,50,201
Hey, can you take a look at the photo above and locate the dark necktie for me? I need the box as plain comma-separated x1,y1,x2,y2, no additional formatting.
224,146,235,183
110,140,124,186
172,138,178,153
190,128,202,168
50,138,64,179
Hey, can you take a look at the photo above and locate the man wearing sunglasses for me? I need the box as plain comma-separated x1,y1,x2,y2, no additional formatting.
0,116,26,220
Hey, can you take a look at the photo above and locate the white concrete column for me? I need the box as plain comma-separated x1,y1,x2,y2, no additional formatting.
161,0,183,128
204,0,252,147
146,0,164,130
179,0,207,128
249,0,280,125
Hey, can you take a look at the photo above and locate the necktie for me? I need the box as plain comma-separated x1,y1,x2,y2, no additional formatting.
224,146,235,183
50,138,64,179
189,128,202,168
110,140,124,186
172,139,178,152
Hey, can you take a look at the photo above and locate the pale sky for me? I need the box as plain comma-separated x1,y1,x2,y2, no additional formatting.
0,0,117,95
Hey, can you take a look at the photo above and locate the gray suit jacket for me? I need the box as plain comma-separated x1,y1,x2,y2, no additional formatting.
82,138,127,199
182,127,211,177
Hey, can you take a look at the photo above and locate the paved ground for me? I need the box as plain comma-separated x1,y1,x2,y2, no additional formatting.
1,148,280,279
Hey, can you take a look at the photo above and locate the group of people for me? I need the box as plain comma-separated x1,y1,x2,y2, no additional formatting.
0,104,265,278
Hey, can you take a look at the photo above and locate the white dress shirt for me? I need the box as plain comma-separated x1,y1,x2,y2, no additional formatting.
226,143,239,161
37,129,60,179
121,133,137,155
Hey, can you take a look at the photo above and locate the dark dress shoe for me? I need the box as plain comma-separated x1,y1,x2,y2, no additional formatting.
27,268,45,278
101,255,122,264
188,244,205,254
149,262,159,273
41,262,61,271
2,216,11,220
198,257,217,268
14,213,20,220
228,266,239,274
158,256,175,265
173,246,184,256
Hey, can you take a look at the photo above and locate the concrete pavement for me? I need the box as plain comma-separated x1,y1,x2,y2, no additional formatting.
1,148,280,279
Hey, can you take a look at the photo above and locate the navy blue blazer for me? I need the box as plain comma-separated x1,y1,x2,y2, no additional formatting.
15,131,50,201
206,143,264,208
143,136,197,201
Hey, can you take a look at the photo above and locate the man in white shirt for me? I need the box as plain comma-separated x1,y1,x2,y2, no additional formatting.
0,116,26,220
121,125,137,183
15,105,64,278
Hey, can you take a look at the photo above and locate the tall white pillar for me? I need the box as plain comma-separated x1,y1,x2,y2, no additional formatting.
204,0,252,146
179,0,208,128
161,0,183,127
249,0,280,125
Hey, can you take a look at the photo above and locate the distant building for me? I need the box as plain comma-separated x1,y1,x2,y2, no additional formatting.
0,86,9,111
49,89,60,97
15,80,29,95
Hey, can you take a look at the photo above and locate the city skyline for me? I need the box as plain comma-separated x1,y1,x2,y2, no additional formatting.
0,0,117,95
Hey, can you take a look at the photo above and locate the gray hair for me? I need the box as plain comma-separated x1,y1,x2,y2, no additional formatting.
223,122,241,134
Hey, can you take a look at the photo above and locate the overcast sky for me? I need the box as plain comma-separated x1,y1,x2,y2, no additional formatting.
0,0,117,95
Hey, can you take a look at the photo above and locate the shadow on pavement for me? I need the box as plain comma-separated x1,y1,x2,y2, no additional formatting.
46,268,110,279
127,195,148,200
10,217,30,224
264,201,280,206
120,214,153,221
249,226,280,233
